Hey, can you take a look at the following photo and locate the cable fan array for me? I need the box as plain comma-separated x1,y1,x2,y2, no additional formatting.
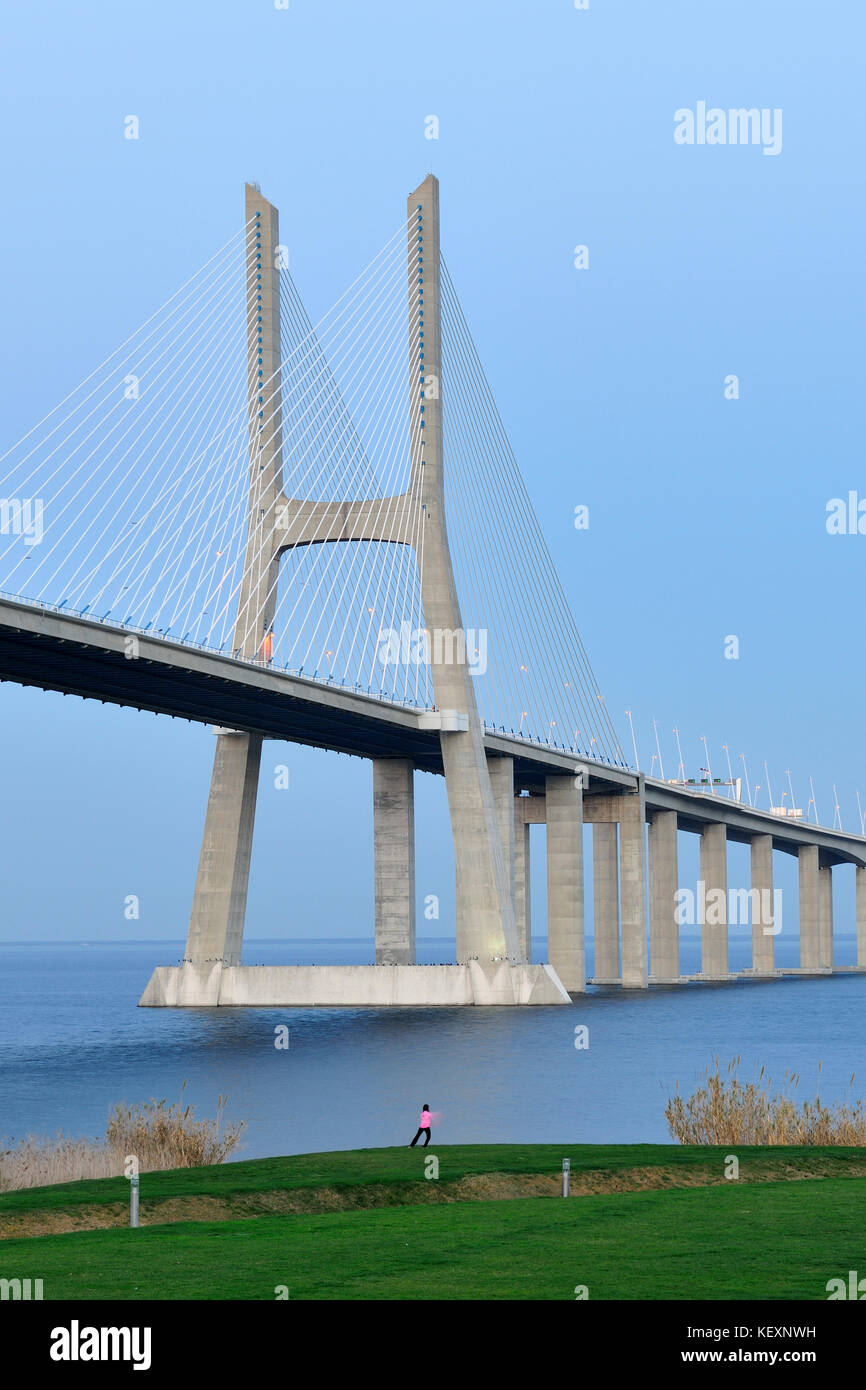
440,258,625,766
0,208,624,762
268,225,429,702
0,222,258,648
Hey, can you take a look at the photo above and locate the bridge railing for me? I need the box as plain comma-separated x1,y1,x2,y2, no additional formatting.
0,589,635,766
0,589,438,717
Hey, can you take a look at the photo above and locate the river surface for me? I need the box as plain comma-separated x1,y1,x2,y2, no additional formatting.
0,935,862,1158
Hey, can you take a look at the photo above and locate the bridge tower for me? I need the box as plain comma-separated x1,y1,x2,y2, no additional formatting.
171,177,541,1004
406,175,520,968
181,183,283,988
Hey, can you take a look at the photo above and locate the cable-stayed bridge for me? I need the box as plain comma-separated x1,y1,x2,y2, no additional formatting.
1,177,864,1006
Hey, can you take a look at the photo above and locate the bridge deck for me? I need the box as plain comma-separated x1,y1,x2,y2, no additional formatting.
1,597,863,867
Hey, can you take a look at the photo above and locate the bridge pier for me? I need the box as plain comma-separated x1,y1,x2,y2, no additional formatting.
373,759,415,965
749,833,776,972
857,867,866,968
648,810,679,982
592,822,620,981
798,844,821,970
699,823,730,978
583,785,648,987
179,182,284,980
184,729,262,969
137,175,572,1008
514,803,532,960
619,787,649,987
487,755,522,960
818,863,834,970
411,177,520,970
545,775,585,991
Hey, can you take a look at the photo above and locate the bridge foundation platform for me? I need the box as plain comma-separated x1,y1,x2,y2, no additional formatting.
139,960,572,1007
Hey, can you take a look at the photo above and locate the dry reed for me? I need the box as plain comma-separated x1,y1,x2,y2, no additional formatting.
665,1056,866,1145
0,1084,245,1191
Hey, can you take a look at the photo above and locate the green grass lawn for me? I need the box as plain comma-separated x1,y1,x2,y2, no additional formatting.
2,1178,863,1300
2,1145,865,1300
3,1141,864,1214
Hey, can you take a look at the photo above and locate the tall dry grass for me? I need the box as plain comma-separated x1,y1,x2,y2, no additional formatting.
0,1084,245,1191
666,1056,866,1145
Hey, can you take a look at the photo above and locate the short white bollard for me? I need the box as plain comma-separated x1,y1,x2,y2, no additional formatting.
562,1157,570,1198
130,1174,140,1228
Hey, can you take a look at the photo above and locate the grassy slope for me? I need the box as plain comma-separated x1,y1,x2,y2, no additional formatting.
1,1177,863,1300
3,1142,866,1214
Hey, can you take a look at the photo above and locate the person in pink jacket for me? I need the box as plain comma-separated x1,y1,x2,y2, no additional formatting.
409,1103,432,1147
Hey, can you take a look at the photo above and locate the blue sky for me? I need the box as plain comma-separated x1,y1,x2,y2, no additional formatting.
0,0,864,941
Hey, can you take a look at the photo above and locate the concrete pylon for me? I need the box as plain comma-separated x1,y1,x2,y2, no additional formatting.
373,759,415,964
818,863,833,971
546,775,585,991
183,184,284,971
582,786,648,986
487,756,525,960
592,823,619,981
407,176,519,967
151,176,564,1008
799,844,820,970
700,822,728,977
514,807,532,960
619,785,648,987
648,810,679,981
750,833,775,973
857,866,866,968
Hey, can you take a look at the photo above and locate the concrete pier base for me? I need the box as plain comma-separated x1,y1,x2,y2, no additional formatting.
619,787,648,988
750,833,775,973
818,863,834,971
185,730,262,967
799,844,821,971
546,775,585,992
488,755,522,960
373,758,415,964
514,806,532,961
700,822,729,978
857,866,866,968
582,784,648,987
649,810,678,981
592,823,619,981
139,961,572,1007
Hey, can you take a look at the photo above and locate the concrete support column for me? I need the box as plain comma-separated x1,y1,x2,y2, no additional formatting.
373,759,416,965
409,174,518,967
649,811,679,981
857,866,866,969
514,808,532,961
545,775,585,991
750,834,775,973
818,864,834,971
798,844,820,970
184,184,285,973
699,823,728,977
184,731,263,967
619,787,648,988
592,823,619,981
487,756,521,959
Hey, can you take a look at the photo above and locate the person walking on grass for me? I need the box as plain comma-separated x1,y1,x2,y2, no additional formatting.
409,1103,432,1147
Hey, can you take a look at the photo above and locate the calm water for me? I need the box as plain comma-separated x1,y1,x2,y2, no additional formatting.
0,936,863,1159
